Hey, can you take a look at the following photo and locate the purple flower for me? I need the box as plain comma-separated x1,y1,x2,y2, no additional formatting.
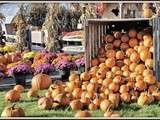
34,63,55,74
75,57,85,67
8,64,33,76
55,60,76,71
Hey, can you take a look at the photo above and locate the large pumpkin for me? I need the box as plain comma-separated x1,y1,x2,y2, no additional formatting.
31,74,52,91
1,104,25,117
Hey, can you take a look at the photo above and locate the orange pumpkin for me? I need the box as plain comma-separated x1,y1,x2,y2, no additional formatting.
120,92,131,103
106,50,116,58
144,74,156,85
75,110,92,117
129,63,137,72
91,58,99,67
70,100,83,110
137,45,148,53
5,90,21,102
143,8,153,18
137,31,144,40
143,69,153,76
105,58,116,68
72,88,82,99
114,31,122,39
128,29,137,38
87,83,98,92
129,38,138,48
113,39,121,48
135,80,147,91
119,85,129,94
31,74,52,91
96,68,107,79
109,82,119,92
126,48,136,57
27,89,39,99
140,50,151,62
135,64,146,74
113,76,121,84
121,65,129,71
143,34,153,47
100,99,112,112
130,52,140,62
120,43,129,51
124,59,131,66
116,51,125,60
121,34,129,43
13,85,24,93
145,59,153,69
38,97,53,110
104,34,114,43
102,78,112,87
88,103,97,110
80,72,91,81
69,73,79,82
105,43,114,50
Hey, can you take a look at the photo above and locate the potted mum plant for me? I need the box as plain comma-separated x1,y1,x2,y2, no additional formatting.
34,63,55,75
55,60,76,81
75,57,85,74
8,63,33,86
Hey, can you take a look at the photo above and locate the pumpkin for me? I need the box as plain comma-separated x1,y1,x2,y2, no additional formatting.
128,29,137,38
120,92,131,103
80,72,91,81
72,88,82,99
145,59,153,69
137,93,149,106
54,94,70,106
96,68,107,79
108,93,120,108
31,74,52,91
93,98,101,107
91,58,99,67
152,92,160,101
137,31,144,40
136,75,144,82
130,52,140,62
120,43,129,51
105,43,114,50
121,65,129,71
129,63,137,72
1,104,25,117
121,34,129,43
123,71,130,77
27,89,39,99
105,58,116,68
137,45,148,53
126,48,136,57
75,110,92,117
124,59,131,66
104,111,121,117
104,34,114,43
102,78,112,87
38,97,53,110
109,82,119,92
80,97,91,106
106,50,116,58
116,51,125,60
135,80,147,91
88,103,97,110
116,60,124,68
143,8,153,18
0,55,7,64
144,74,156,85
119,85,129,93
13,85,24,93
100,99,112,112
52,87,64,98
143,69,153,77
135,64,146,74
98,47,105,54
113,39,121,48
130,72,138,80
69,73,79,82
140,50,151,62
5,89,21,102
148,85,158,94
129,38,138,48
85,91,96,99
87,83,98,92
113,76,121,84
114,31,122,39
70,100,83,110
143,34,153,47
126,80,135,89
90,77,98,83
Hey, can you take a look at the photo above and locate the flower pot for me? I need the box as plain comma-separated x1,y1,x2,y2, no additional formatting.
13,73,26,86
59,69,70,81
78,66,85,74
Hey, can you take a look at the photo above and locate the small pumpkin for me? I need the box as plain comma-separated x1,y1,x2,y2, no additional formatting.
5,89,21,102
38,97,53,110
88,103,97,110
113,39,121,48
130,52,140,62
137,31,144,40
135,80,147,91
114,31,122,39
106,50,116,58
145,59,153,69
126,48,136,57
13,85,24,93
27,89,39,99
116,51,125,60
31,74,52,91
80,72,91,81
69,73,79,82
129,63,137,72
119,85,129,93
140,50,151,62
70,100,83,110
75,110,92,117
100,99,112,112
135,64,146,74
129,38,138,48
120,43,129,51
105,57,116,68
105,43,114,50
91,58,99,67
144,74,156,85
123,59,131,66
137,93,149,106
128,29,137,38
143,34,153,47
104,34,114,43
109,82,119,92
120,92,131,103
1,104,25,117
121,34,129,43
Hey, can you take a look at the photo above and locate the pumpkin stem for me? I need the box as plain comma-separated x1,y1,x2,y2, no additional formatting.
11,103,16,110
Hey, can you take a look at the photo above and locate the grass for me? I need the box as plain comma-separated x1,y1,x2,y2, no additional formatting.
1,89,160,117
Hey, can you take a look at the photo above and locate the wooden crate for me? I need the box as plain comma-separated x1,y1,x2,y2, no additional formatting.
84,17,160,81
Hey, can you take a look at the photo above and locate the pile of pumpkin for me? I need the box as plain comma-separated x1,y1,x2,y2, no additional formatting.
43,29,160,117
